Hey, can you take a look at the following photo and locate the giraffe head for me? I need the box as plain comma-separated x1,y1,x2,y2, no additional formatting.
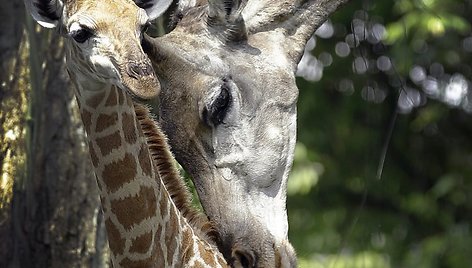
141,1,308,266
24,0,171,99
142,0,348,266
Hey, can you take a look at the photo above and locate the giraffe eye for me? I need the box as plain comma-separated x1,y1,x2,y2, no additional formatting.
70,27,93,43
202,83,232,127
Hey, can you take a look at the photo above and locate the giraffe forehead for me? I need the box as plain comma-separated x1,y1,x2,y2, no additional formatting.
70,0,140,15
67,0,146,32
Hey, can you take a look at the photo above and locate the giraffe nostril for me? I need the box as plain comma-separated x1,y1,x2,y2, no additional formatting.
232,247,256,268
127,63,141,78
142,63,153,76
127,62,153,79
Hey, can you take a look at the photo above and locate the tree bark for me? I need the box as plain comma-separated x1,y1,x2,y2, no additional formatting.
0,2,109,267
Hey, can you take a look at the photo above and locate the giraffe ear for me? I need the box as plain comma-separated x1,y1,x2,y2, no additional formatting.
207,0,247,41
134,0,172,21
24,0,63,28
208,0,245,18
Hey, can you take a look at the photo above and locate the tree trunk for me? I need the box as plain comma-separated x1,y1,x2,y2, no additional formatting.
0,2,109,267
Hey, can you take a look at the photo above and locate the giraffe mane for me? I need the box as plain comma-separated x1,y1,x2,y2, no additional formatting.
133,103,220,245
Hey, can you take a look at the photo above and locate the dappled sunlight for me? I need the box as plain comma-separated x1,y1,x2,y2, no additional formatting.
287,143,323,195
297,36,324,82
299,251,390,268
297,0,472,115
0,127,23,209
290,0,472,267
0,34,29,213
444,74,468,107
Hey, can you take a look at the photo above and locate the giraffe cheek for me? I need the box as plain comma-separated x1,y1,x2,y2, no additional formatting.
90,53,120,81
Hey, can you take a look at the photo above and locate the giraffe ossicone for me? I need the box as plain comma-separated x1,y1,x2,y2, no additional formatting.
25,0,229,266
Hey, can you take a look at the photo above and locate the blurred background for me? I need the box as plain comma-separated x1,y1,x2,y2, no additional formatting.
1,0,471,267
290,0,472,266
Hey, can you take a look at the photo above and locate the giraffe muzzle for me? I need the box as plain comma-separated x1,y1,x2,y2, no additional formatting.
121,60,160,100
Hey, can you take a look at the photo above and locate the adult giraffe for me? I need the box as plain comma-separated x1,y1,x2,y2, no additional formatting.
25,0,230,267
143,0,350,266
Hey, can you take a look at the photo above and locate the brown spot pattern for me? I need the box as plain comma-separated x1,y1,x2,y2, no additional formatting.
95,113,118,133
135,116,143,136
86,91,106,108
166,204,179,263
126,92,133,106
105,88,118,106
216,254,228,267
138,143,153,177
88,142,99,167
122,112,138,144
102,152,137,192
119,257,154,268
110,185,157,230
159,189,168,221
96,131,121,156
217,256,227,266
81,109,93,134
105,218,125,255
199,243,216,265
154,224,165,267
118,88,125,105
95,174,103,191
181,229,194,265
129,230,153,254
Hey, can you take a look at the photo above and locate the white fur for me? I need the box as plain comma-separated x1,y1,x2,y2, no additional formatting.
211,97,298,244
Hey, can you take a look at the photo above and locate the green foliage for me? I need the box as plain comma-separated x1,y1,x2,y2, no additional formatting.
299,251,390,268
287,143,320,195
386,0,470,44
288,0,472,267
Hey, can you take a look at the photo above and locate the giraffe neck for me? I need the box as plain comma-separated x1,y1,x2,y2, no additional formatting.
75,84,228,267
